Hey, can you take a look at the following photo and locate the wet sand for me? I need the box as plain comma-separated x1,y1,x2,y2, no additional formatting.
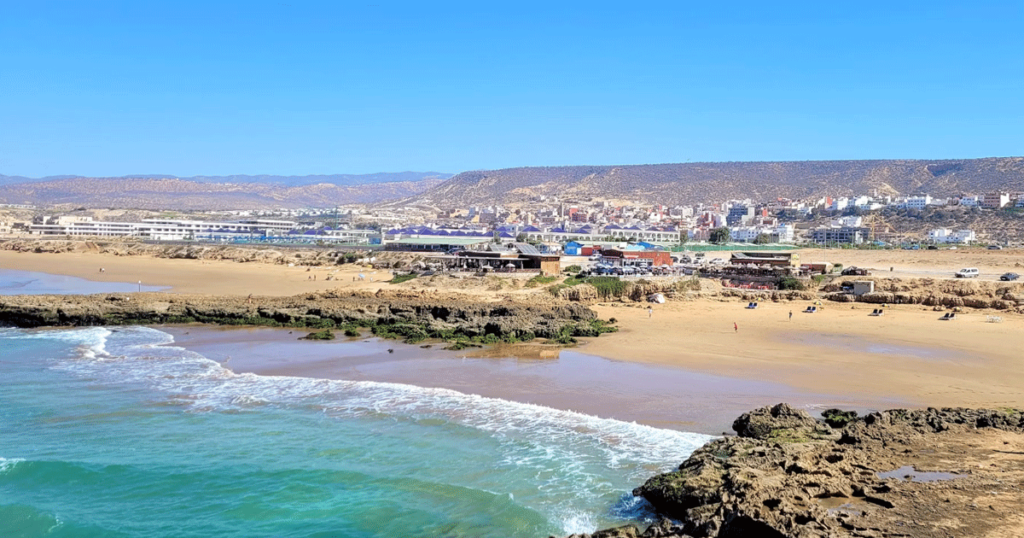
6,247,1024,417
586,300,1024,410
163,326,910,435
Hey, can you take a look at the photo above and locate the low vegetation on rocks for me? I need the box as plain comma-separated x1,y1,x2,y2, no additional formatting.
0,290,617,349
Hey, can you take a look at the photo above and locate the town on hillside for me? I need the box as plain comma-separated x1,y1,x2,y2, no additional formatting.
2,190,1022,289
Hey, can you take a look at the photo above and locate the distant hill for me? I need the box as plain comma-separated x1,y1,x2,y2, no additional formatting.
0,171,449,188
0,173,449,210
404,158,1024,208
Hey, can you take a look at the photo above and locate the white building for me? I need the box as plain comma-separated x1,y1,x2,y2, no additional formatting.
903,195,933,210
774,223,795,242
960,195,981,207
832,216,864,228
31,217,138,237
728,223,794,243
928,228,976,244
852,196,883,211
729,226,760,243
30,217,297,240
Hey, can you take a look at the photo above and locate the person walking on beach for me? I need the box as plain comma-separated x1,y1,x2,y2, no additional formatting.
789,310,793,321
734,321,738,332
647,306,653,318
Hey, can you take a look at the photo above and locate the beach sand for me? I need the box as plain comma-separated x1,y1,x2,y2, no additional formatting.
164,325,906,434
0,250,388,296
586,300,1024,410
4,247,1024,415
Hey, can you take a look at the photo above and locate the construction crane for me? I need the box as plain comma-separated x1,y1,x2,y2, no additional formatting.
863,214,896,243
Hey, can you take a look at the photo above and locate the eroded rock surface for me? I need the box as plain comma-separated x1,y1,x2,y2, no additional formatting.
573,403,1024,538
0,290,601,342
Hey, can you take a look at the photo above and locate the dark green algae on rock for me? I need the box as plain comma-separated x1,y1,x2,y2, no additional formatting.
0,290,615,347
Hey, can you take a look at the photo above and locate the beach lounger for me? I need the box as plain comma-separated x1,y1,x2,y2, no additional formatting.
803,307,813,313
987,316,1003,323
940,313,951,320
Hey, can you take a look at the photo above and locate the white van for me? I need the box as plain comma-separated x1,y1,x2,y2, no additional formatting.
955,268,979,278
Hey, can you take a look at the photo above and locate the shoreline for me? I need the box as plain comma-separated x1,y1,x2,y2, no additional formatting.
3,247,1024,414
160,324,908,435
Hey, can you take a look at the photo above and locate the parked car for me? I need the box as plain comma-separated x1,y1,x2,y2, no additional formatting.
988,245,1003,250
1000,272,1019,281
955,268,980,278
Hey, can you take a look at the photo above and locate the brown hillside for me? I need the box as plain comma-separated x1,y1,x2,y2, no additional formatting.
0,177,446,210
406,158,1024,207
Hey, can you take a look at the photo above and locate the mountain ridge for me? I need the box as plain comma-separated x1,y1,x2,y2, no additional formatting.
404,157,1024,208
0,175,447,210
0,171,450,188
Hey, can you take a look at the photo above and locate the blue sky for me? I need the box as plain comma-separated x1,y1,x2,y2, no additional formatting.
1,1,1022,177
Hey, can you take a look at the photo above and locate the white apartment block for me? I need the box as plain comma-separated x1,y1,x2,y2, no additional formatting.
960,195,980,207
729,227,761,242
30,217,297,240
774,223,795,242
903,195,932,210
928,228,976,244
728,223,794,243
832,216,864,228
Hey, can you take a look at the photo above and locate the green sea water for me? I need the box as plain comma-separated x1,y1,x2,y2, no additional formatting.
0,326,711,537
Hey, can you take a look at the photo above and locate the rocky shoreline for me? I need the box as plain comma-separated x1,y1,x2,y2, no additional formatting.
567,404,1024,538
0,289,614,346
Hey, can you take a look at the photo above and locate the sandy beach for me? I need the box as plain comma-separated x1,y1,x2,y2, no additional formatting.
585,300,1024,410
3,246,1023,414
0,250,389,296
163,325,907,434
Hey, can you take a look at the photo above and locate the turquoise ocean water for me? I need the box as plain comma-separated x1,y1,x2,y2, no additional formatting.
0,326,712,538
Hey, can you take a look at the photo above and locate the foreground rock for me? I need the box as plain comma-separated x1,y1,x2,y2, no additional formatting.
0,289,609,344
572,403,1024,538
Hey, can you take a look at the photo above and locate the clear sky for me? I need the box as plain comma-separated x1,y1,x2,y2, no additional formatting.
2,1,1022,177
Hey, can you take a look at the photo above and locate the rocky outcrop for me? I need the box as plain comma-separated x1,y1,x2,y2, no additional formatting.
0,290,606,343
822,277,1024,311
575,404,1024,538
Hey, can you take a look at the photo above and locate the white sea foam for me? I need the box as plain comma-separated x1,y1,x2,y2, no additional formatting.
25,326,714,531
10,327,112,360
0,456,25,473
558,508,597,535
